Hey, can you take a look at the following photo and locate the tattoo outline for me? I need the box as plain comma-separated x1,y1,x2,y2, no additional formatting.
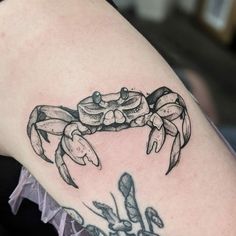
27,87,191,188
64,172,164,236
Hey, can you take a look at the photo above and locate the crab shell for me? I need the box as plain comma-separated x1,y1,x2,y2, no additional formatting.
77,91,150,127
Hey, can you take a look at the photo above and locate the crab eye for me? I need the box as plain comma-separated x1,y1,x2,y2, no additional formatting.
120,87,129,100
92,91,102,104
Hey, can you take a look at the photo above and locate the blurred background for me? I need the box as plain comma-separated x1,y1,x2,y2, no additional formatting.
0,0,236,235
113,0,236,150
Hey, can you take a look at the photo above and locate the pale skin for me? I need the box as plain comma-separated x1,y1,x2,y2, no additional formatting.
0,0,236,235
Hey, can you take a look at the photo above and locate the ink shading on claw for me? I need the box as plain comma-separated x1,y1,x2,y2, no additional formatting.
27,87,191,188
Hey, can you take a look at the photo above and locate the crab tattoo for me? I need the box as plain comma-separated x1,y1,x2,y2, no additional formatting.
27,87,191,188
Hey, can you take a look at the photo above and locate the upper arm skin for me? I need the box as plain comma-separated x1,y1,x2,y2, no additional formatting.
0,1,236,235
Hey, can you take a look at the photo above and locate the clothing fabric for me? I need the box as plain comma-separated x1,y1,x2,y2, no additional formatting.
9,167,88,236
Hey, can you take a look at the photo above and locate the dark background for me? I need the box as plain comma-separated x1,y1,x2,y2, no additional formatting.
118,1,236,126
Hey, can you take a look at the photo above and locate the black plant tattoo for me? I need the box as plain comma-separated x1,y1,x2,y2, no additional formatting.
64,172,165,236
27,87,191,188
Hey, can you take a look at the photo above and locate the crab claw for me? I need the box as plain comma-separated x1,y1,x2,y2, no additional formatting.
62,134,100,167
147,126,165,154
55,133,100,188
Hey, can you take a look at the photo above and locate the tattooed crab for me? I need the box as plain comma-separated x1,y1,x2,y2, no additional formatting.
27,87,191,188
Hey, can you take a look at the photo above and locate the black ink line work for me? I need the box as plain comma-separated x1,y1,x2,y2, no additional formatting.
64,172,164,236
27,87,191,188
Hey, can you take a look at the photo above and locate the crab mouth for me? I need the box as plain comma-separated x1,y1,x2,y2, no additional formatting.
102,122,129,131
103,109,126,126
101,109,129,131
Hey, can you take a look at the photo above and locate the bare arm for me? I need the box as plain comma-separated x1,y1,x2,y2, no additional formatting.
0,1,236,235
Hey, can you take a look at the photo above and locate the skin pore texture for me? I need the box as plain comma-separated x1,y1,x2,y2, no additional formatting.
0,0,236,235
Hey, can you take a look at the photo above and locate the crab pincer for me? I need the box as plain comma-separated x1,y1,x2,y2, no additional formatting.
62,134,100,167
55,133,100,188
54,122,100,188
147,114,166,155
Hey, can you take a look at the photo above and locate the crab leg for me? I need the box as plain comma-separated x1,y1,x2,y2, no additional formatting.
182,109,191,146
36,119,68,135
30,124,53,163
146,88,191,175
157,103,183,121
154,93,180,110
163,120,181,175
154,91,191,144
29,119,68,163
27,105,76,137
163,119,178,137
55,143,78,188
27,105,77,163
152,91,191,174
146,87,172,105
166,133,181,175
156,93,191,148
174,93,191,145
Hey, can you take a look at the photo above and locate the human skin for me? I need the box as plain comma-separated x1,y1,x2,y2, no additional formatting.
0,0,236,235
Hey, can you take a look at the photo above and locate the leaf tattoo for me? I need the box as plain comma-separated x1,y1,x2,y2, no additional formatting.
76,172,165,236
118,173,145,230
